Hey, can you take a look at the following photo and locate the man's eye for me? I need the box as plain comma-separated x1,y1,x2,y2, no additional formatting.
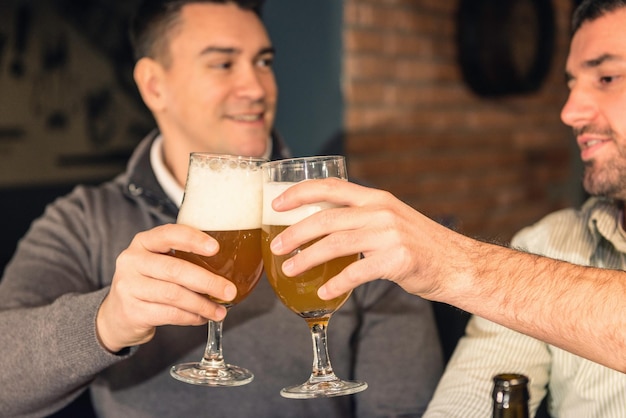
257,57,274,68
211,62,232,69
599,75,618,84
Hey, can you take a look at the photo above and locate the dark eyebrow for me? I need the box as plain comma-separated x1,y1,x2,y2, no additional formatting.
583,53,624,68
565,53,625,83
199,46,275,57
200,46,239,56
259,46,276,56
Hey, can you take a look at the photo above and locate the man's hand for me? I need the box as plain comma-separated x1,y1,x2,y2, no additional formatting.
96,224,236,353
268,178,465,301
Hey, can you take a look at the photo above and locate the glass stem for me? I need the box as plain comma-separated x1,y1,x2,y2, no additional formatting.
309,321,337,382
200,319,226,369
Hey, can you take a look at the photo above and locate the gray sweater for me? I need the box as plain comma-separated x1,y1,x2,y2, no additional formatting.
0,132,444,417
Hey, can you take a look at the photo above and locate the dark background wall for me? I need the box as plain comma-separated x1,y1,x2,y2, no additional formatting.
264,0,344,157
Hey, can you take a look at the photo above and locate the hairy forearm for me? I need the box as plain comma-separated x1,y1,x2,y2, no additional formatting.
271,179,626,371
442,237,626,373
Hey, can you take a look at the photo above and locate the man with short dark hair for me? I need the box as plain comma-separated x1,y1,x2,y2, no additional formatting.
0,1,443,416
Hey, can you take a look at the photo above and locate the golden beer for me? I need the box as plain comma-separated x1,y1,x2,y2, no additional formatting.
261,224,357,320
260,157,368,398
173,229,263,307
175,154,264,307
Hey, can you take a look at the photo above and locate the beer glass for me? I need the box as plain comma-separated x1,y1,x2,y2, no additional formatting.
170,153,265,386
261,156,368,398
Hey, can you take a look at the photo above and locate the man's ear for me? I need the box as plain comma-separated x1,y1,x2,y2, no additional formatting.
134,57,166,112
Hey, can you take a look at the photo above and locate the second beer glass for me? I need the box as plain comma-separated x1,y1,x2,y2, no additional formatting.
170,153,265,387
261,156,368,398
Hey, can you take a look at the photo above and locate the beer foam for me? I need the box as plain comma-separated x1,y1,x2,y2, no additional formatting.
177,157,263,230
263,181,337,225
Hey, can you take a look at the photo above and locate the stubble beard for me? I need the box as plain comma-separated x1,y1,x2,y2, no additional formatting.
575,125,626,201
583,156,626,201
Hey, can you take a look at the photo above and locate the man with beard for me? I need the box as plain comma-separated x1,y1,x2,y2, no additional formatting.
426,3,626,414
426,0,626,418
265,0,626,416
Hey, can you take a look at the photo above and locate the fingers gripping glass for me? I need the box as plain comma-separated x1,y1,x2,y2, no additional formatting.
261,156,368,398
170,153,265,386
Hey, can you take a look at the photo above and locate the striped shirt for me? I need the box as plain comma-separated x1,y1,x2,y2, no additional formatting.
424,197,626,417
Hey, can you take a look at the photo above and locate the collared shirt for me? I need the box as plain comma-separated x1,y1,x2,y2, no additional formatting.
424,197,626,418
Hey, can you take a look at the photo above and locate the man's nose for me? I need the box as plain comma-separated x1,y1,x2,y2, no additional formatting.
560,87,596,128
236,65,266,100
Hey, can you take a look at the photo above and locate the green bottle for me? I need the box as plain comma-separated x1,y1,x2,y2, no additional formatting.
492,373,530,418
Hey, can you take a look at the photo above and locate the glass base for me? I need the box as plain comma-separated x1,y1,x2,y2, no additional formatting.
170,362,253,387
280,377,368,399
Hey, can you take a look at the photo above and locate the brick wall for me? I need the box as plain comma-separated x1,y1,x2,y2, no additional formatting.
343,0,579,243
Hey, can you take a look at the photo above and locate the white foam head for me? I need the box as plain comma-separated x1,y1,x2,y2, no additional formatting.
262,181,338,225
177,155,263,230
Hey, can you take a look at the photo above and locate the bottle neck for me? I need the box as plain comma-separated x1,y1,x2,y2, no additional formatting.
492,373,529,418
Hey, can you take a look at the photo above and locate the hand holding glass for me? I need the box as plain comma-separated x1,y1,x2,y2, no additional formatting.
261,156,368,398
170,153,265,386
